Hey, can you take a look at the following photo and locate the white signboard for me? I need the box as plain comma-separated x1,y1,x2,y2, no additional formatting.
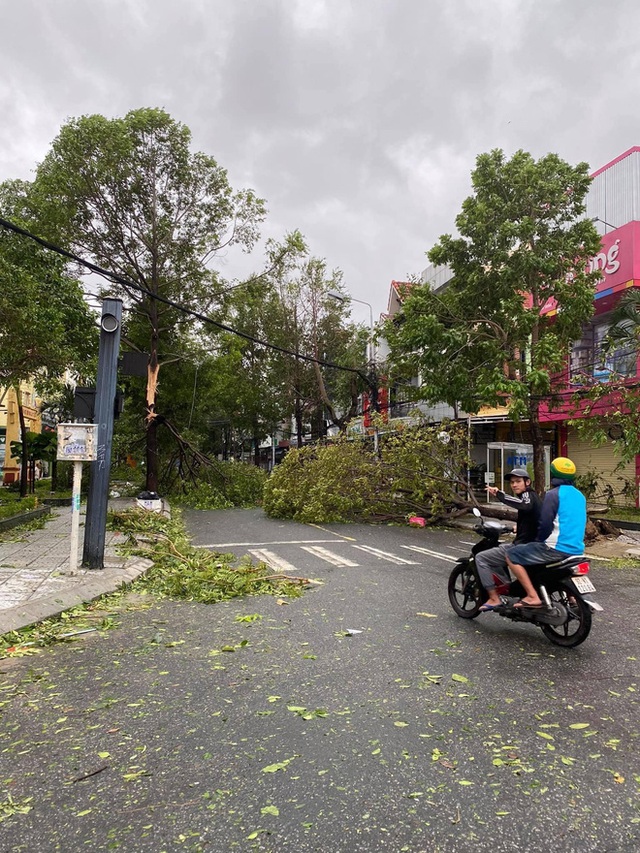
57,423,98,462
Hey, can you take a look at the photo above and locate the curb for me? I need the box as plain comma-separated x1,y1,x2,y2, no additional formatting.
0,506,51,532
0,556,154,636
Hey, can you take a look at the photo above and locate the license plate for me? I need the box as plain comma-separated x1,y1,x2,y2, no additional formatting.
573,576,596,594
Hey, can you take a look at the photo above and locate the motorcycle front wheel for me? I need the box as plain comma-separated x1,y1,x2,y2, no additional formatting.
540,583,592,648
448,563,482,619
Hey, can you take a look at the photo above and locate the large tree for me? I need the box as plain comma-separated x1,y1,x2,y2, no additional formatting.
0,180,97,495
33,108,266,491
385,149,602,491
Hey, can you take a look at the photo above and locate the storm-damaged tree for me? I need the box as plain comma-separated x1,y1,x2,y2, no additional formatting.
0,180,96,496
268,256,370,445
33,108,267,492
385,149,601,492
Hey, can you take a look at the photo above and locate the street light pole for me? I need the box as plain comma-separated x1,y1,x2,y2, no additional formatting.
327,290,379,424
592,216,620,232
327,291,375,365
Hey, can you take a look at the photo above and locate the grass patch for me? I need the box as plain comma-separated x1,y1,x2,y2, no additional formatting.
0,480,73,522
597,507,640,524
108,507,307,604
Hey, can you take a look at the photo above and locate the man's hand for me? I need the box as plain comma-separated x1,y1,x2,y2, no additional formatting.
486,486,499,497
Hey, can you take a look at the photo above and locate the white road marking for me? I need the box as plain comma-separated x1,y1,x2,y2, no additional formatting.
204,539,339,548
308,523,357,541
351,545,418,565
300,546,359,567
401,545,458,563
247,549,300,573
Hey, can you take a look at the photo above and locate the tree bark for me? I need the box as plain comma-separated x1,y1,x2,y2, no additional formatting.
15,385,28,498
529,396,546,496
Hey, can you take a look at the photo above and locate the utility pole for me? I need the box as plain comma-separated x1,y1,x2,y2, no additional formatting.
82,298,122,569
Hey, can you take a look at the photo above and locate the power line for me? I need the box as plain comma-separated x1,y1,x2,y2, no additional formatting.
0,216,371,385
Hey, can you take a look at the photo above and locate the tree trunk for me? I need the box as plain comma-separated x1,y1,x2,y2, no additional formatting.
145,300,160,492
15,386,28,498
295,391,304,448
529,396,546,496
146,417,159,492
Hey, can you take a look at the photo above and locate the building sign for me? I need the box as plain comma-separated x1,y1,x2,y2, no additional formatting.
591,221,639,294
57,423,98,462
542,220,640,317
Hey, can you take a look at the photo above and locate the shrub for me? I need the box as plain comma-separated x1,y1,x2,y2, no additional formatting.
168,461,268,510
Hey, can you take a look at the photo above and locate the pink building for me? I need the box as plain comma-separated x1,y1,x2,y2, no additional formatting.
540,148,640,506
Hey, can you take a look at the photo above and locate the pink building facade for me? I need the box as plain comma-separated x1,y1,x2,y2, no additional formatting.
540,148,640,506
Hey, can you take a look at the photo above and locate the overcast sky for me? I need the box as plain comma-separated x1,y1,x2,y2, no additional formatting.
2,0,640,327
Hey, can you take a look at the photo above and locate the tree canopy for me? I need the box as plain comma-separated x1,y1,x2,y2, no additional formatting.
385,149,602,490
33,107,268,490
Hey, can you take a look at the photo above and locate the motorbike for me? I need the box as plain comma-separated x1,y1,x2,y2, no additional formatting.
448,508,603,648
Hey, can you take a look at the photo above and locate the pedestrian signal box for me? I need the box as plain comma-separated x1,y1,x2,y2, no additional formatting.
57,423,99,462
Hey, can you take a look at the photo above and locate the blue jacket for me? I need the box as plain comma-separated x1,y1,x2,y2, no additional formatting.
537,479,586,555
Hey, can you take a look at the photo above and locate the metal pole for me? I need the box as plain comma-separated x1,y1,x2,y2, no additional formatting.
68,460,83,574
82,298,122,569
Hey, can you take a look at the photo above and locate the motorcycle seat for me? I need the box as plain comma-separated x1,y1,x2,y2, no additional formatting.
544,554,588,569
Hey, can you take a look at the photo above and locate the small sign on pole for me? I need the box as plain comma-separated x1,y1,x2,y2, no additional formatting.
57,424,98,574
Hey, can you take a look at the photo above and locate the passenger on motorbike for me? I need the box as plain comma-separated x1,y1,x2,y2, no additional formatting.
476,468,542,611
505,457,587,608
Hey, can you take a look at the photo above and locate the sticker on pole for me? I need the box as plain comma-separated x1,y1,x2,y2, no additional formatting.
57,423,98,461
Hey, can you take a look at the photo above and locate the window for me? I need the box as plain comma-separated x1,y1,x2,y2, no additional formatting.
570,316,636,384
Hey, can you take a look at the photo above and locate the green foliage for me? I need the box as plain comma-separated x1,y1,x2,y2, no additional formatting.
33,108,267,491
385,148,602,489
168,461,267,509
0,180,97,392
575,468,635,508
223,462,268,506
263,421,470,524
569,290,640,462
0,494,39,521
108,508,304,603
176,482,234,510
263,440,378,523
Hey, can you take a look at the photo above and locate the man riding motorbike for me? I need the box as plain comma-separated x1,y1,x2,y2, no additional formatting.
505,457,587,609
476,467,542,611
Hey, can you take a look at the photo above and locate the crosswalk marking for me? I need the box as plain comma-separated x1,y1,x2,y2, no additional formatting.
247,549,300,573
351,544,418,565
242,543,459,570
206,539,339,548
401,545,458,563
300,546,359,567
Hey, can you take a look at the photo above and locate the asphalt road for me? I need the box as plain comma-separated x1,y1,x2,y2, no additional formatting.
1,509,639,853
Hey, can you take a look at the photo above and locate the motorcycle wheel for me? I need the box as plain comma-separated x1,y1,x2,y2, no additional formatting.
540,584,592,648
448,563,482,619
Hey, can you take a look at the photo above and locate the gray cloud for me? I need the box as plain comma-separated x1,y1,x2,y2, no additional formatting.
2,0,640,323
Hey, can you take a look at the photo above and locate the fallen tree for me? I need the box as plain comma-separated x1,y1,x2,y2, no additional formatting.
263,420,473,525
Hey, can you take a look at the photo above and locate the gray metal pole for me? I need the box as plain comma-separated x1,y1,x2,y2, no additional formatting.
82,298,122,569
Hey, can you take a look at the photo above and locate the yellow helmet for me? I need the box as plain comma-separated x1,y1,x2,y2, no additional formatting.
550,457,576,481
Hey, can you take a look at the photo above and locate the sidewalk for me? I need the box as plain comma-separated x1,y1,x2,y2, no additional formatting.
0,499,154,636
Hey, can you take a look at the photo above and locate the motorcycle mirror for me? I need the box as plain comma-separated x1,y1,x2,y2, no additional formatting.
472,507,481,517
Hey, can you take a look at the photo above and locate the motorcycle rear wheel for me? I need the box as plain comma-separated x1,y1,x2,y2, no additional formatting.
448,563,482,619
540,584,592,648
